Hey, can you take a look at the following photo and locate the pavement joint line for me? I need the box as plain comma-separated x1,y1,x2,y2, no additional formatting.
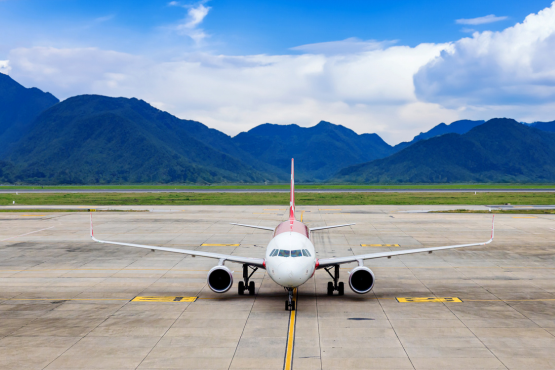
0,225,56,242
283,288,298,370
228,270,266,370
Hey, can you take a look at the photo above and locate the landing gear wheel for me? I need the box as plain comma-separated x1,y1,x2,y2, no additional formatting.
327,282,334,296
285,288,295,311
248,281,255,295
338,282,344,296
238,281,245,295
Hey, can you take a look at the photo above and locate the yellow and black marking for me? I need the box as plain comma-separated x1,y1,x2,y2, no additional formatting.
201,243,240,247
283,288,298,370
396,297,462,303
131,296,198,302
361,244,400,247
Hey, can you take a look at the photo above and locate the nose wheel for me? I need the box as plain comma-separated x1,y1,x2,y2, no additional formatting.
238,264,257,296
285,288,296,311
325,265,344,296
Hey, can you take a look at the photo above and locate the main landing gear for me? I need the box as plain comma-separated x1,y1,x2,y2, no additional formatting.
325,265,344,296
238,264,257,296
285,288,295,311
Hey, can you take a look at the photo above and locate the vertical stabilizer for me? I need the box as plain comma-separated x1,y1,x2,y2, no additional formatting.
289,158,295,221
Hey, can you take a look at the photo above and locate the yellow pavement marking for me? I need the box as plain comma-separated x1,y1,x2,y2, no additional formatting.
201,243,240,247
513,216,537,218
284,288,298,370
361,244,400,247
397,297,462,303
319,209,341,211
132,296,197,302
301,211,305,222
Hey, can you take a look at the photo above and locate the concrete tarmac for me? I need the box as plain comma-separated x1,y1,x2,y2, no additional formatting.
0,205,554,369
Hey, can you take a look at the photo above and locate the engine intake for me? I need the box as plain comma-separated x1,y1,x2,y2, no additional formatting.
348,266,375,294
207,266,233,293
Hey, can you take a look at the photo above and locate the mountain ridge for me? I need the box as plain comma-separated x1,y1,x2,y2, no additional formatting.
334,118,555,183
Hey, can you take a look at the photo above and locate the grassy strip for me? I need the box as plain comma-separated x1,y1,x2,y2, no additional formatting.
433,209,555,214
1,192,555,206
1,183,555,190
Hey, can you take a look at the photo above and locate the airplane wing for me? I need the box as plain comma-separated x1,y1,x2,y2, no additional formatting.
310,223,355,231
230,223,275,231
317,216,494,269
90,214,265,269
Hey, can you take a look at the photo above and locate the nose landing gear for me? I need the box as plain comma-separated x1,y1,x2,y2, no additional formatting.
285,288,296,311
238,264,257,296
325,265,344,296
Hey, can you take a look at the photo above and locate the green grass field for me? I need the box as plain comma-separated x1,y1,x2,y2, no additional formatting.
1,183,555,190
2,192,555,206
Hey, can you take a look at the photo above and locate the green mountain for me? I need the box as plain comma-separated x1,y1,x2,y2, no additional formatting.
393,119,485,152
0,73,59,155
334,118,555,183
1,95,281,184
530,120,555,133
232,121,394,181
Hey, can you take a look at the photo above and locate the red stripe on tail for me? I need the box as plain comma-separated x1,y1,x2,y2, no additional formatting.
289,158,295,221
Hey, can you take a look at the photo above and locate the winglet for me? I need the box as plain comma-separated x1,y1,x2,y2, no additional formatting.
289,158,295,221
90,212,94,239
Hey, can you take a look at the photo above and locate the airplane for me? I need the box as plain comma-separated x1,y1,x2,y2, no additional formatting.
90,158,495,311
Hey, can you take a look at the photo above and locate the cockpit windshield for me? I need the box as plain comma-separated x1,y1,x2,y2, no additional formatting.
278,249,291,257
274,249,310,257
291,250,302,257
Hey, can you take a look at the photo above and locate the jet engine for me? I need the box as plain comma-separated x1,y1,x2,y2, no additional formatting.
348,266,375,294
207,266,233,293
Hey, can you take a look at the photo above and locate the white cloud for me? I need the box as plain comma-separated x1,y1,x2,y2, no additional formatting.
290,38,397,56
0,60,10,74
169,1,211,43
6,43,449,144
456,14,508,25
415,3,555,110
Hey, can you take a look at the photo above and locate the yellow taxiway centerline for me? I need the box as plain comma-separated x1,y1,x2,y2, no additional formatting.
284,288,298,370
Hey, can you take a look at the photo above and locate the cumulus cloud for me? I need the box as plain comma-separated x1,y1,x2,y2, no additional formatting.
290,38,397,56
415,3,555,109
456,14,508,25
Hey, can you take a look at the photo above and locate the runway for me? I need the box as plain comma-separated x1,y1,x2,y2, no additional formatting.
1,206,554,369
1,188,555,193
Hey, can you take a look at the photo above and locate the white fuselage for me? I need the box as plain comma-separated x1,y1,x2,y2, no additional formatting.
265,230,316,288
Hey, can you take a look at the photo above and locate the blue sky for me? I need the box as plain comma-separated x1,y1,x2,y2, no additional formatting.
1,0,555,143
0,0,550,54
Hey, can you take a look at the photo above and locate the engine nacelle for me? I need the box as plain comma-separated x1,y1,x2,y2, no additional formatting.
348,266,375,294
207,266,233,293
